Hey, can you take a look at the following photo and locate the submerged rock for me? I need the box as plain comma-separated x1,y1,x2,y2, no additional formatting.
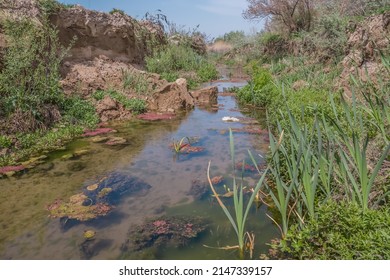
47,172,151,222
137,112,176,121
105,137,127,146
187,180,209,200
0,165,26,175
122,216,207,254
46,197,112,222
84,172,152,205
82,128,115,137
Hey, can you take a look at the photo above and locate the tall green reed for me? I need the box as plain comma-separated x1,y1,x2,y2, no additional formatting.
207,129,268,257
328,92,390,211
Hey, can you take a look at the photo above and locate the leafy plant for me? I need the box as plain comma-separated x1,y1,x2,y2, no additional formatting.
146,43,218,88
109,8,126,16
0,16,72,131
0,135,12,149
122,70,150,95
278,201,390,259
171,137,190,154
93,90,146,115
328,93,390,211
207,129,268,257
62,96,99,128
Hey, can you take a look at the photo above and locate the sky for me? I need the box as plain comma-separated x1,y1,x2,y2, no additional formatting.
58,0,264,39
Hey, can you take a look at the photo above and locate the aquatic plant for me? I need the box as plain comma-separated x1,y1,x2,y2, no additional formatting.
47,195,112,222
171,137,190,154
207,129,268,257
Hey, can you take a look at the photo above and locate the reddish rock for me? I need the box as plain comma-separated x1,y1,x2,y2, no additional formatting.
138,112,176,121
82,127,114,137
0,165,25,174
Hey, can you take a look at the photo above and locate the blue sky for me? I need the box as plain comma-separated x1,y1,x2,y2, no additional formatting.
58,0,263,39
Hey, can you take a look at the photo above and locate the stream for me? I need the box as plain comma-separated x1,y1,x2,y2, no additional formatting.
0,80,278,260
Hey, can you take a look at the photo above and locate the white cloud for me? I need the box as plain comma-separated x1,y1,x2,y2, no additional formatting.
198,0,248,16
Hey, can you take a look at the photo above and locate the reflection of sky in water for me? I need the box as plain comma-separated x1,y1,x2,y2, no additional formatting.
0,82,277,260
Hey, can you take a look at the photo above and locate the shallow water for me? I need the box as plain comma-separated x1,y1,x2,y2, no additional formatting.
0,80,277,260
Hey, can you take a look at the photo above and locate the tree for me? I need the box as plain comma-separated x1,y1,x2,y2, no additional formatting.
243,0,314,34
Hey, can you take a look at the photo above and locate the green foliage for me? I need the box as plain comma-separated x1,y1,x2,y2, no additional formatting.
146,44,218,87
327,93,390,211
0,135,12,149
122,70,150,95
197,63,219,82
93,90,146,115
279,201,390,259
0,125,83,167
109,8,126,16
61,97,99,128
0,17,71,129
237,67,279,107
38,0,60,15
208,130,268,257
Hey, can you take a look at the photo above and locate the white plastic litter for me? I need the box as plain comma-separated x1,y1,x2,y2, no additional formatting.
222,116,240,122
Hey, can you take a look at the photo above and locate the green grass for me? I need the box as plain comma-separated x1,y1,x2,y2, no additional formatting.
93,89,146,115
278,201,390,259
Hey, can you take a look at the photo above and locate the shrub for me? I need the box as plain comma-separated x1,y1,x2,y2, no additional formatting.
109,8,126,16
237,67,279,107
0,17,71,131
0,135,12,149
278,201,390,259
61,97,99,128
146,44,218,87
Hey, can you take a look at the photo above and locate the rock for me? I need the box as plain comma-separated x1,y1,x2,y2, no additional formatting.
21,155,47,168
61,154,74,160
149,79,195,113
0,165,25,175
187,180,209,200
83,172,152,205
67,161,87,172
82,128,115,137
121,216,207,254
137,113,176,121
105,137,127,146
190,86,218,105
73,149,90,157
90,136,110,143
35,162,55,172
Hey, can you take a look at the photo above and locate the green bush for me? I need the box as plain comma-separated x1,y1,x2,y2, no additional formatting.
62,97,99,128
278,201,390,259
0,135,12,149
237,67,279,107
0,17,71,130
109,8,126,16
146,44,218,87
197,63,219,81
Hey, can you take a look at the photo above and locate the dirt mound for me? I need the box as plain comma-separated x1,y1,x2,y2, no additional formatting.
51,5,163,64
61,56,194,119
340,12,390,96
